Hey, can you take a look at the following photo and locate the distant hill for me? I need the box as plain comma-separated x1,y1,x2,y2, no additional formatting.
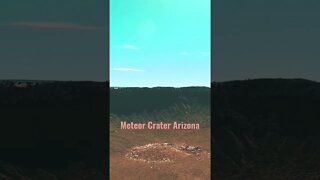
110,86,210,115
110,87,211,126
213,78,320,179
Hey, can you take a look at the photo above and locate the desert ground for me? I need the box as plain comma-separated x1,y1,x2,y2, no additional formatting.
110,122,210,180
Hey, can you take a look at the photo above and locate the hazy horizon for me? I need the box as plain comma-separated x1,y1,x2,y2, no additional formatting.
0,78,107,82
0,0,108,81
213,0,320,82
212,77,320,83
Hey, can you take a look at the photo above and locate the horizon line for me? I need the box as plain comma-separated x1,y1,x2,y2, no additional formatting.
110,85,210,88
0,79,107,83
212,77,319,83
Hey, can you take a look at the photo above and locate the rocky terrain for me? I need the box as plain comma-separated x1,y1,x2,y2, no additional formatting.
213,78,320,179
3,78,317,179
125,143,205,163
110,87,211,179
110,126,211,180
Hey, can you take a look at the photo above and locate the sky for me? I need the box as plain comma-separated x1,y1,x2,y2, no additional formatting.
110,0,211,87
2,1,319,84
213,0,320,82
0,0,107,81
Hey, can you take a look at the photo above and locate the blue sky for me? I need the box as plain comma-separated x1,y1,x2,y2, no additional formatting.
110,0,211,87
